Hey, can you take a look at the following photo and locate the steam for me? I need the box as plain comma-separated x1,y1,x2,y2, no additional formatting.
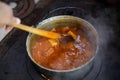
48,8,118,80
85,8,117,47
84,8,118,80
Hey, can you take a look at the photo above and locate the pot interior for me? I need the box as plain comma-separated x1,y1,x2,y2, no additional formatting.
26,15,98,72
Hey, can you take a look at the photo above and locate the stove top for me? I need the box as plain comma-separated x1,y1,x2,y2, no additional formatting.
0,0,120,80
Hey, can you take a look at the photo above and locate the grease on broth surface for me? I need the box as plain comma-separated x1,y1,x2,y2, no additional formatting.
31,26,94,70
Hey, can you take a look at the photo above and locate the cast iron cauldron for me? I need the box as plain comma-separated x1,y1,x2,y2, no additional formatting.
26,15,98,80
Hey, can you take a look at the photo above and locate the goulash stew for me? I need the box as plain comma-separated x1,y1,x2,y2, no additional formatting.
31,26,94,70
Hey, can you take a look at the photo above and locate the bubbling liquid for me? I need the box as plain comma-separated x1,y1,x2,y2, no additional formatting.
32,27,94,70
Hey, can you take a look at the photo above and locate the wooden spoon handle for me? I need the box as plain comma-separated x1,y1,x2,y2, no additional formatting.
11,24,61,39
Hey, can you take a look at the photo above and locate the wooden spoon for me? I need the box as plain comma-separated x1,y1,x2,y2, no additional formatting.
10,24,62,39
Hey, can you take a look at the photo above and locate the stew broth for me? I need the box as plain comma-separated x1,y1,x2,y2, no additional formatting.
31,27,94,70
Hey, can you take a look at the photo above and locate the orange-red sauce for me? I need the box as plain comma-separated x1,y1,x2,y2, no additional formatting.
32,27,93,70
